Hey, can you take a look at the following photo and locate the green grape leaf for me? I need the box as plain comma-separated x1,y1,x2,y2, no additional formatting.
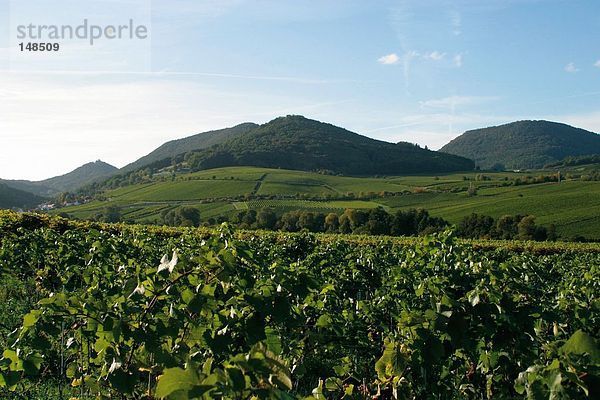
561,330,600,363
156,367,200,399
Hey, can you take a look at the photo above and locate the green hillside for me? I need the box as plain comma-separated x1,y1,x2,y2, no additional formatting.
0,183,46,209
183,115,474,175
57,166,600,239
440,120,600,169
120,123,258,173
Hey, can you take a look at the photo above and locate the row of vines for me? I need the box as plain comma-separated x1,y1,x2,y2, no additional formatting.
0,211,598,399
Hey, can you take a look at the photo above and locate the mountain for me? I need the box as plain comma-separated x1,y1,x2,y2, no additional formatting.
440,120,600,170
184,115,474,175
120,123,258,173
1,160,118,196
41,160,118,192
0,183,46,209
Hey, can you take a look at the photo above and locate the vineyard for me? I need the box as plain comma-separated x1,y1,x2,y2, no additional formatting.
0,210,599,399
57,166,600,239
245,200,385,213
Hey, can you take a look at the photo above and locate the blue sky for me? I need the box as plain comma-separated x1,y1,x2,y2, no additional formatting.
1,0,600,180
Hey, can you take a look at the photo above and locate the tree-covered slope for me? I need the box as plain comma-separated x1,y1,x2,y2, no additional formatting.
120,122,258,173
440,120,600,170
186,115,474,175
0,183,45,209
0,179,55,197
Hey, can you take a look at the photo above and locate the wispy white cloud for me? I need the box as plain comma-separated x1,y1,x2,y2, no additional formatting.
424,51,446,61
453,53,464,67
381,95,501,147
402,50,420,90
378,47,463,89
449,10,461,36
377,53,400,65
565,62,579,73
594,60,600,68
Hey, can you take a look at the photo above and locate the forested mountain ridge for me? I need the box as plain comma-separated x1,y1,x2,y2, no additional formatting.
440,120,600,170
183,115,475,175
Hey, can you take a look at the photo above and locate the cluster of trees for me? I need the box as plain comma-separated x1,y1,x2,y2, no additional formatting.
229,209,559,241
456,213,557,241
463,173,562,186
88,205,564,242
92,206,122,223
93,205,205,227
563,171,600,182
545,154,600,167
512,174,561,186
462,173,570,188
160,207,202,227
230,207,448,236
463,174,493,181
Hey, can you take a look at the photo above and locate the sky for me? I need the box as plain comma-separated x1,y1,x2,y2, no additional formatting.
1,0,600,180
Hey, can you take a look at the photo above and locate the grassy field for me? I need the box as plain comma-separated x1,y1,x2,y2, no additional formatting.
56,166,600,239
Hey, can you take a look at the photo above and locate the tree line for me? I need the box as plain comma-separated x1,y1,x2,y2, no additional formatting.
81,204,564,241
153,207,559,241
456,213,557,241
230,207,448,236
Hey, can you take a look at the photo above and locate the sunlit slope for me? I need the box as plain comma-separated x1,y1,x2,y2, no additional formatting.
379,181,600,238
59,166,600,239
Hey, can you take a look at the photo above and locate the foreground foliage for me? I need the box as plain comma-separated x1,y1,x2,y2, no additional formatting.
0,211,598,399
